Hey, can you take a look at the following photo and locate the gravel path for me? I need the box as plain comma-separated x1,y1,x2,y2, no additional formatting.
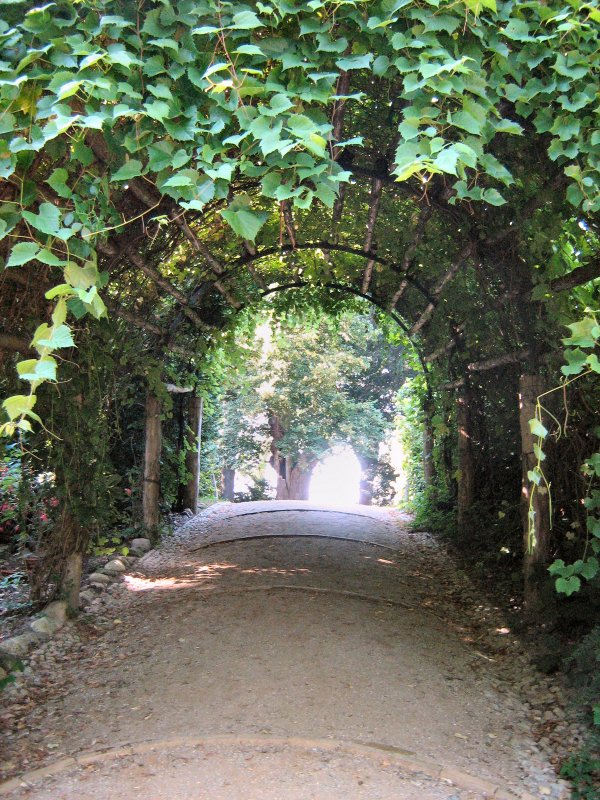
0,502,573,798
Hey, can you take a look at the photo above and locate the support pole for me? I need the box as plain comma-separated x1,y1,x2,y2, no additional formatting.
519,373,551,610
142,393,162,540
182,395,203,513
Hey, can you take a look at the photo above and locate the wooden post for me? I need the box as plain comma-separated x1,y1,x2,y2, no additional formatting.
457,384,475,527
519,373,551,610
142,393,162,540
182,395,203,513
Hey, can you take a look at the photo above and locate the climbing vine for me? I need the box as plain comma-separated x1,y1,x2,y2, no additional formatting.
1,0,599,433
528,312,600,596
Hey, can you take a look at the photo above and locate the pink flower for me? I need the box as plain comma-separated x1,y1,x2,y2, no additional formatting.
49,498,59,507
124,488,132,496
39,512,49,523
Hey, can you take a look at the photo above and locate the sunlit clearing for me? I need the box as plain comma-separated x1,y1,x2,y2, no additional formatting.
309,445,361,506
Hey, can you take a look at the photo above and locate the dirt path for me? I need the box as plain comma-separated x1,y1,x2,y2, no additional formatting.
1,502,569,799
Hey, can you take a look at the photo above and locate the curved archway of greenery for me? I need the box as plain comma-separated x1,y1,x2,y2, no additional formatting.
0,1,598,646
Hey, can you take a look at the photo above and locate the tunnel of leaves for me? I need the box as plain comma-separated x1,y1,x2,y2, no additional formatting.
0,0,599,699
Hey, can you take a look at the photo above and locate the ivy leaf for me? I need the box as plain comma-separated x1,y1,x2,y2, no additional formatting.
35,324,75,350
562,347,588,376
231,10,262,29
555,575,581,596
433,146,459,175
482,188,506,206
563,318,599,348
46,168,72,198
6,242,40,267
22,203,61,236
336,54,373,71
17,356,58,382
580,557,599,580
220,196,269,242
112,160,144,181
2,394,40,422
528,418,548,438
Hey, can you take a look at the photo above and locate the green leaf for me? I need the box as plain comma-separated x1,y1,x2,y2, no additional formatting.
35,324,75,350
22,203,61,236
46,168,71,199
2,394,39,422
433,146,459,176
45,284,74,300
528,418,548,438
336,54,373,71
220,196,269,241
482,188,506,206
563,318,599,348
112,160,144,181
17,356,57,382
580,557,599,580
527,469,541,485
64,261,99,290
6,242,40,267
561,347,589,376
231,10,262,29
555,575,581,596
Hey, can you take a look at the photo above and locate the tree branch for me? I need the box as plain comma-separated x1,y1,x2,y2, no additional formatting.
440,349,531,389
410,242,475,335
389,206,432,311
361,177,383,294
551,256,600,292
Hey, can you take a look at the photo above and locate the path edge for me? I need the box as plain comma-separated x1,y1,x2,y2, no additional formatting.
0,734,536,799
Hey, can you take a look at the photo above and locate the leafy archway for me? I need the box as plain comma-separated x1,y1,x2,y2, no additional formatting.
0,0,599,610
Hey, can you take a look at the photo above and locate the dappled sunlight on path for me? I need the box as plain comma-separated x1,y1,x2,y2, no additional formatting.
1,501,567,800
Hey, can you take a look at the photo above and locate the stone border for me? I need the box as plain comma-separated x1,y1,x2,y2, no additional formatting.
0,734,537,799
188,532,397,552
211,506,396,525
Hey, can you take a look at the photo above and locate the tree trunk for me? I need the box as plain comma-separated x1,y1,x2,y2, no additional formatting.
519,373,551,611
222,466,235,502
423,402,436,487
62,550,83,613
142,393,162,541
457,384,475,527
276,457,314,500
358,454,378,506
182,395,203,513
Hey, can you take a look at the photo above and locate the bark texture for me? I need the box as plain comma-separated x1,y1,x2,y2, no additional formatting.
143,393,162,540
182,395,203,513
222,467,235,502
456,385,475,528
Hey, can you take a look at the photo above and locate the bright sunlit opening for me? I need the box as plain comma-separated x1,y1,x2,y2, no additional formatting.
309,445,361,506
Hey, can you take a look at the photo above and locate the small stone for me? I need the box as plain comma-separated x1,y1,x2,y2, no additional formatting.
44,600,68,626
103,559,126,574
129,538,151,555
79,590,94,604
539,787,551,796
0,632,41,657
0,667,7,680
88,572,112,584
31,616,61,636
